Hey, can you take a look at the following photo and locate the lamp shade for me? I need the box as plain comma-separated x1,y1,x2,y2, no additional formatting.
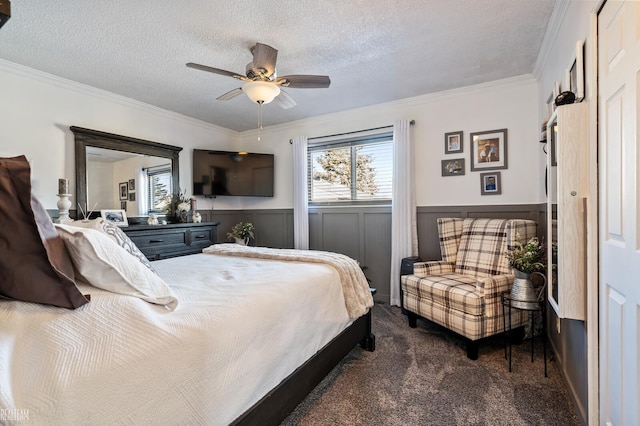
242,81,281,104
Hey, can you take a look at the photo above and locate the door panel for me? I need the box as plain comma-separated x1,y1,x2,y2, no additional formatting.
599,1,640,424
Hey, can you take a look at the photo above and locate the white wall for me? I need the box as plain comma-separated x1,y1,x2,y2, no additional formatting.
533,1,596,424
0,60,239,210
536,1,594,123
237,75,541,208
1,59,542,212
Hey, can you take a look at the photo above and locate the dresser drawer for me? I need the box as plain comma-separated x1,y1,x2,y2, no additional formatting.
129,229,188,249
123,222,219,260
188,228,213,247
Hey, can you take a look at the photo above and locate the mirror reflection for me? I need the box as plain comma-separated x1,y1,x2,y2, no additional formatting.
547,119,559,308
86,147,173,216
72,126,181,221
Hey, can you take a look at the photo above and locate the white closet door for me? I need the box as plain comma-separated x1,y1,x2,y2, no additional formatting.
598,1,640,424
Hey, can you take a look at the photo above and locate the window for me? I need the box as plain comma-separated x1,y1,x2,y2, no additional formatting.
146,164,172,212
308,133,393,204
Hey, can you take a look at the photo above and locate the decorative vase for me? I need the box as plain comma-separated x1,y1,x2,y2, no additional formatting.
234,237,249,245
510,270,545,310
55,193,73,224
178,210,188,223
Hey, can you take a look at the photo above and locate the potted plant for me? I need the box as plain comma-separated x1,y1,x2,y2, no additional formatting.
227,222,254,245
505,236,547,309
506,236,546,274
161,189,190,223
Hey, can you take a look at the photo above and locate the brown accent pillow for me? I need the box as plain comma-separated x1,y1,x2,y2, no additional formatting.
0,156,89,309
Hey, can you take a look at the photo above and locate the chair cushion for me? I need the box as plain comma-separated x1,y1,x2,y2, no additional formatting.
455,218,510,277
402,273,483,316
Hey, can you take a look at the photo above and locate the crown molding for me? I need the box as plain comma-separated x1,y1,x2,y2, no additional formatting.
533,0,572,78
240,74,537,138
0,58,238,137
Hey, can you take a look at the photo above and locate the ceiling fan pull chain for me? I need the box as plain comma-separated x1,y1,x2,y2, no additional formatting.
258,100,264,141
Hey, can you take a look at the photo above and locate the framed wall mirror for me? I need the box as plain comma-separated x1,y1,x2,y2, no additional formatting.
72,126,182,220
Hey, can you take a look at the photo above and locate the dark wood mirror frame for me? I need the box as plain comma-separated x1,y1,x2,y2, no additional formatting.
72,126,182,217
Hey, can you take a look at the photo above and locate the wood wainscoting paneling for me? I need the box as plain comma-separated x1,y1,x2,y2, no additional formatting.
416,205,546,262
49,204,544,302
201,204,545,303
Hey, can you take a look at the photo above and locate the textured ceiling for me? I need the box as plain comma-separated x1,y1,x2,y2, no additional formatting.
0,0,555,132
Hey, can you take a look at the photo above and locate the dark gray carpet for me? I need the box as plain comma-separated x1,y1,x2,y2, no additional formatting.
282,303,579,426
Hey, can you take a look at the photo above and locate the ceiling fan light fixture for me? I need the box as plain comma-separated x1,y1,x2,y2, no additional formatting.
242,81,280,104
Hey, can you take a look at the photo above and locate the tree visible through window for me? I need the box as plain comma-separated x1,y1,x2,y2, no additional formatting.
147,165,171,212
308,133,392,204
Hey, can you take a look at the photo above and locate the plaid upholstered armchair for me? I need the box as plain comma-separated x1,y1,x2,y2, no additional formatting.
401,218,538,359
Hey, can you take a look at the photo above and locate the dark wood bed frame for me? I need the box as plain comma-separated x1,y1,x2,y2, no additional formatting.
232,309,375,425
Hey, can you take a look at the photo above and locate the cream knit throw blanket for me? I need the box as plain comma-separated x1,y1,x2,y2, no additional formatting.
203,244,374,319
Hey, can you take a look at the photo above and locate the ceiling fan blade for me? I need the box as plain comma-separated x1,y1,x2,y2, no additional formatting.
250,43,278,77
278,75,331,89
186,62,247,81
216,87,244,101
274,90,297,109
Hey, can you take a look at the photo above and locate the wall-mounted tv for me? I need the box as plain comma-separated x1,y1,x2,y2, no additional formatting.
192,149,274,197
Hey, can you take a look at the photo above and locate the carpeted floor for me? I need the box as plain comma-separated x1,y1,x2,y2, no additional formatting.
282,303,579,426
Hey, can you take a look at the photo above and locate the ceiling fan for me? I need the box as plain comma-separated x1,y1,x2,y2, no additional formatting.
186,42,331,110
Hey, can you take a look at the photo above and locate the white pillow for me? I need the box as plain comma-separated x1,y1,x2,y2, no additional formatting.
67,218,155,272
55,224,178,311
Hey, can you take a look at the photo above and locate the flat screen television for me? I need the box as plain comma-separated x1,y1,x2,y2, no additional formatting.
192,149,274,197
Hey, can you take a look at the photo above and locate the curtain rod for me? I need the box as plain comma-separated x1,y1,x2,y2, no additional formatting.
289,120,415,144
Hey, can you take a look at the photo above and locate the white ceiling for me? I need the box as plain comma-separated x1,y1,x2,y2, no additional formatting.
0,0,555,132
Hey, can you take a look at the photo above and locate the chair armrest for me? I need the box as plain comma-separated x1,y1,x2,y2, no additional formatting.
476,274,514,318
413,261,455,276
475,274,514,297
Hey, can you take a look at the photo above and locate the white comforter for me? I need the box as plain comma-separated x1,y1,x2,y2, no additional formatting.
0,253,354,425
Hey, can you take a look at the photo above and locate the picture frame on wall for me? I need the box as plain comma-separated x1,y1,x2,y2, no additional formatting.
552,81,561,111
546,91,555,119
101,209,128,227
128,178,135,191
480,172,501,195
128,192,136,202
121,201,127,210
119,182,128,200
441,158,465,176
566,39,585,102
444,131,463,154
470,128,508,171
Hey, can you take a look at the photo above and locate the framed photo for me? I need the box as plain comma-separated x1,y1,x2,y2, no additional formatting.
549,118,558,167
441,158,465,176
121,201,127,210
444,131,463,154
128,192,136,202
480,172,501,195
552,81,560,111
101,209,128,227
566,39,585,102
128,178,136,191
119,182,128,200
470,128,508,171
546,92,555,119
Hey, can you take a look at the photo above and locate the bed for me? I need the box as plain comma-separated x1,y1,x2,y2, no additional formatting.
0,156,375,425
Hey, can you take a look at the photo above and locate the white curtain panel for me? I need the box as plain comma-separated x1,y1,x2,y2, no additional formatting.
390,119,418,306
292,136,309,250
137,168,147,215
